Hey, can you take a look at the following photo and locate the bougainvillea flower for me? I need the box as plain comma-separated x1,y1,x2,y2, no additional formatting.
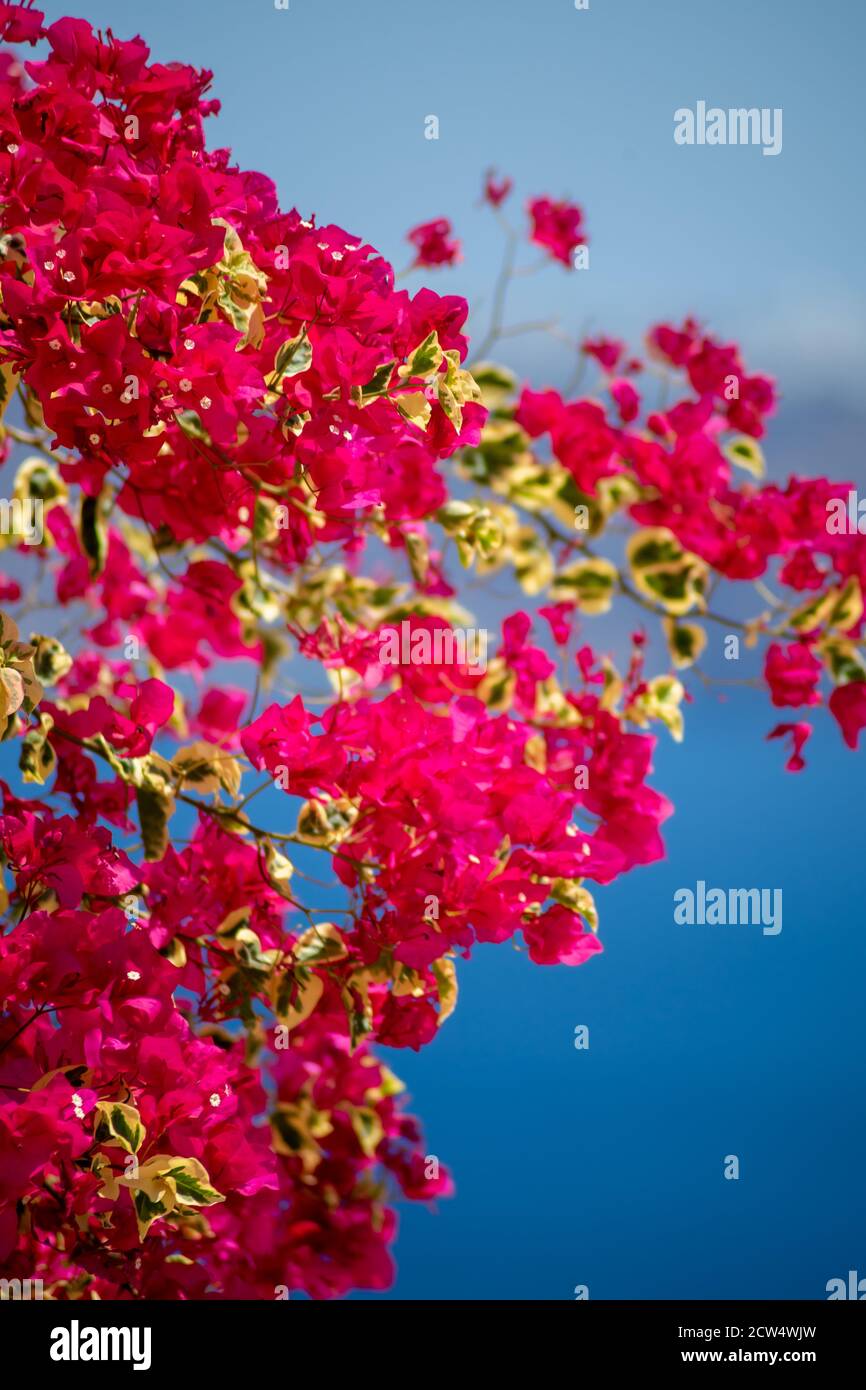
766,721,812,772
0,4,862,1308
582,335,625,372
764,642,823,708
483,168,513,207
523,905,603,966
406,217,461,268
527,196,587,266
828,680,866,749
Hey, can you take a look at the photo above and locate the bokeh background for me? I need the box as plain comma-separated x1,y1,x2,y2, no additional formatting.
29,0,866,1299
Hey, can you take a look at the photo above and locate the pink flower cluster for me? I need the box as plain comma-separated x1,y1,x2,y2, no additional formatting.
0,5,863,1303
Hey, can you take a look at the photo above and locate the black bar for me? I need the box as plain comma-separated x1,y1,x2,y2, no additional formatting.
2,1297,862,1375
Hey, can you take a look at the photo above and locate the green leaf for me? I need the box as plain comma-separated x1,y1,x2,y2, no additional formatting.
788,581,861,635
167,1167,225,1207
827,576,863,633
343,1105,384,1158
0,359,18,424
663,619,707,670
435,349,482,433
397,330,444,382
93,1101,146,1155
268,327,313,392
469,361,519,410
293,923,348,966
725,435,765,479
550,879,599,932
393,390,432,431
431,956,458,1027
629,674,686,742
80,495,106,580
0,666,24,720
551,557,618,613
30,635,73,686
348,1004,373,1052
436,500,477,529
19,716,56,785
175,409,212,446
628,532,684,569
820,637,866,685
627,527,707,616
461,418,533,484
352,360,396,407
136,776,176,862
133,1189,168,1224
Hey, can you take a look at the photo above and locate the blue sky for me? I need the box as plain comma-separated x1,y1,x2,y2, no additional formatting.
24,0,866,1298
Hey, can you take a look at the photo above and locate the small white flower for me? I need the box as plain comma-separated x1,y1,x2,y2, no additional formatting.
43,260,55,271
56,248,66,260
331,251,343,261
6,144,18,154
342,430,352,440
179,377,192,392
199,396,212,410
299,219,313,229
126,970,141,981
62,270,75,282
88,432,100,445
49,339,61,350
209,1092,221,1107
329,425,339,435
71,1092,83,1107
73,1106,85,1120
183,338,195,350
